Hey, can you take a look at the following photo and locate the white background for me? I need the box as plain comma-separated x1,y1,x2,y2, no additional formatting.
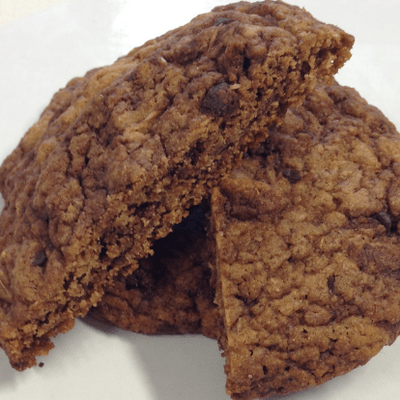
0,1,399,399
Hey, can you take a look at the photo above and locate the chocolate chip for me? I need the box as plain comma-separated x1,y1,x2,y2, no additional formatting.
33,251,47,268
200,82,238,117
375,210,393,232
327,276,335,293
38,362,44,368
214,17,233,26
243,57,251,72
282,168,301,184
300,61,311,78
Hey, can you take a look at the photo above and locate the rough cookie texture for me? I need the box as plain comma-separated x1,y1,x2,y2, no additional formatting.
0,1,353,370
90,204,221,339
211,81,400,399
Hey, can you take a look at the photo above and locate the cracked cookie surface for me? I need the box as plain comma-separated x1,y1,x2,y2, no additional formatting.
211,81,400,399
0,1,353,370
93,81,400,398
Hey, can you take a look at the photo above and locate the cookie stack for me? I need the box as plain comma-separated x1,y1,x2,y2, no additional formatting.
0,1,399,399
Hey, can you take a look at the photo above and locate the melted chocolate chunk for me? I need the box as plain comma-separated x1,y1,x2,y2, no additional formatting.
200,82,238,117
282,168,301,184
33,251,47,268
375,210,393,232
214,17,233,26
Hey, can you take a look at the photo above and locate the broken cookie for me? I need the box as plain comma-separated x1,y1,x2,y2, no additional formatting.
0,1,353,370
93,81,400,400
211,80,400,399
90,77,400,398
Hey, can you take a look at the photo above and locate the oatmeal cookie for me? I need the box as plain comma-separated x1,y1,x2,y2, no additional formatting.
0,1,353,370
211,81,400,399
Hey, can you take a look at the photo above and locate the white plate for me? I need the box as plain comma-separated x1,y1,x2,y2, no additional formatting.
0,1,399,399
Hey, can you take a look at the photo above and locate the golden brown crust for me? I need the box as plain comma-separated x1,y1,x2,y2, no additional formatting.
211,81,400,399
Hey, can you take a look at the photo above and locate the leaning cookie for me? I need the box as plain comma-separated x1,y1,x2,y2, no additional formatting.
0,1,353,370
211,80,400,399
92,77,400,395
95,81,400,399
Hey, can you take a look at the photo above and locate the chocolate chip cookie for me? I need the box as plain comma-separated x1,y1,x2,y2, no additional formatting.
211,80,400,399
93,79,400,400
0,1,353,370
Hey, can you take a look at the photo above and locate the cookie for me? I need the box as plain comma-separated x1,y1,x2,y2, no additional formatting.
90,203,221,339
210,81,400,399
0,1,353,370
